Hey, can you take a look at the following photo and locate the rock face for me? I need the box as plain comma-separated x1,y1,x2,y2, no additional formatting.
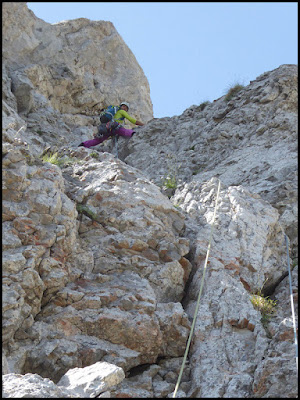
2,361,125,398
122,64,298,258
2,2,153,156
2,3,298,399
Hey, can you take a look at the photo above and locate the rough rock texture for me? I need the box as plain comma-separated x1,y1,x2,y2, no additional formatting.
2,373,76,398
122,64,298,258
176,180,297,398
252,265,298,398
3,145,191,381
2,362,124,398
57,362,125,397
3,2,153,156
2,3,298,399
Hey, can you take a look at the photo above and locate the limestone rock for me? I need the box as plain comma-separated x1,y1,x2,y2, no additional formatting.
1,2,298,398
57,362,125,397
2,373,76,398
172,178,292,397
252,265,298,398
2,2,153,157
2,140,78,347
122,64,298,257
2,362,124,398
3,146,191,382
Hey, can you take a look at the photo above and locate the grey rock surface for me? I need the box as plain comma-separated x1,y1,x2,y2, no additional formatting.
57,362,125,397
2,3,298,398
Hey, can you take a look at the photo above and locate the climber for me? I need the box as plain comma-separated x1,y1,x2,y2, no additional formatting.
78,102,144,148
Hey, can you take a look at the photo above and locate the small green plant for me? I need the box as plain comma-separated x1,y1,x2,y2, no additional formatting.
41,152,78,168
199,101,210,111
90,151,99,159
251,293,277,322
173,200,182,209
250,279,277,334
76,204,98,221
224,83,245,101
41,152,62,166
160,153,181,191
162,175,177,190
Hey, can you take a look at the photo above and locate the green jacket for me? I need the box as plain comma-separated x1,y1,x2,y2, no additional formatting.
114,109,137,125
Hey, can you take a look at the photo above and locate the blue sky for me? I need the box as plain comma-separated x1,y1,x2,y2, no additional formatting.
27,2,298,118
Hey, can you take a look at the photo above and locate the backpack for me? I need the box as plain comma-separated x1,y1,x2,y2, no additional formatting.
105,120,120,132
95,120,120,138
99,105,120,123
96,123,108,138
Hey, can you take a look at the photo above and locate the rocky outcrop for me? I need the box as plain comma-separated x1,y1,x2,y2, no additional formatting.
2,361,125,398
122,64,298,258
2,2,153,156
3,144,191,383
119,64,298,397
2,3,298,398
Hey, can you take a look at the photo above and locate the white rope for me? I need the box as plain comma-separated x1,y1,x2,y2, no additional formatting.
114,135,118,158
284,234,298,372
172,178,221,398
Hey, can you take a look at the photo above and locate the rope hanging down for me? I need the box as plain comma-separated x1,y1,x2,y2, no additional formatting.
172,178,221,398
114,136,119,158
284,234,298,371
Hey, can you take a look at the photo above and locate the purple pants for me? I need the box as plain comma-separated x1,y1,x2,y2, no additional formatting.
82,126,135,148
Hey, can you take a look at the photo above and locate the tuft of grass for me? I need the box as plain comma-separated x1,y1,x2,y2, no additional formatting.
41,152,78,168
160,153,181,191
250,294,277,322
41,152,62,166
76,204,98,221
199,101,210,111
250,280,277,334
224,83,245,102
162,175,177,190
90,151,99,159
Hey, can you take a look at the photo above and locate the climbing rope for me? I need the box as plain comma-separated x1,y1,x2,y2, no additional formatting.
172,178,221,398
284,234,298,371
114,135,119,158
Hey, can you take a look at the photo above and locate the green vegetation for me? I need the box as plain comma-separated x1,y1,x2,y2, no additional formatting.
160,153,181,191
251,293,277,324
250,280,277,335
162,174,177,190
173,200,182,209
224,83,245,101
41,152,78,168
199,101,210,111
90,151,99,159
76,204,98,221
41,152,61,165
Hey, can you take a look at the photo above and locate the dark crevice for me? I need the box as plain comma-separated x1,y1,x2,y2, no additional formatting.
126,363,152,378
262,271,289,297
180,246,198,309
